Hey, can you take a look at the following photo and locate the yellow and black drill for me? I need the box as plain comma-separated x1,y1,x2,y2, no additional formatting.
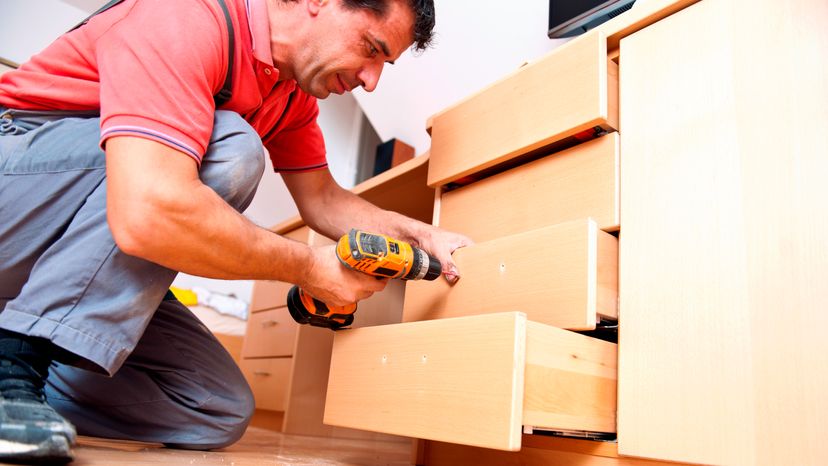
287,229,441,329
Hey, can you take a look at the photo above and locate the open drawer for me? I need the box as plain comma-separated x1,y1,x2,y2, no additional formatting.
403,219,618,329
427,31,618,187
324,312,616,451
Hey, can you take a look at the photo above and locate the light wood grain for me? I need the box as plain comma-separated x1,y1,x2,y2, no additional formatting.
595,0,700,52
281,233,337,436
439,133,620,242
353,154,434,224
241,307,298,358
524,321,616,433
70,426,411,465
214,332,243,365
423,435,686,466
248,279,292,313
281,324,336,436
618,0,828,464
239,357,292,411
428,32,618,187
325,312,617,451
246,156,435,441
269,155,434,230
281,236,409,442
325,312,528,451
403,219,618,329
269,217,306,236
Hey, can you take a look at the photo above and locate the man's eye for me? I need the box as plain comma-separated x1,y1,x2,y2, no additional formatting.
366,42,379,57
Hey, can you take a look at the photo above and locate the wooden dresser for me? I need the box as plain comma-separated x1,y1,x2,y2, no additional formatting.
323,0,828,464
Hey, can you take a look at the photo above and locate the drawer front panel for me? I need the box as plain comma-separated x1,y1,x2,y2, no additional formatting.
428,32,618,187
240,357,292,411
249,280,293,313
403,219,618,329
324,312,617,451
439,133,619,242
242,307,298,358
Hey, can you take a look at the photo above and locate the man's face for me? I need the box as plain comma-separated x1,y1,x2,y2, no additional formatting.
293,0,415,98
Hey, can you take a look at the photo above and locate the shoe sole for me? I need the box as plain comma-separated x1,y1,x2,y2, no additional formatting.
0,434,72,464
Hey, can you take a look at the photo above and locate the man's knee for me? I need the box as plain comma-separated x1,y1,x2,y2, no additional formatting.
168,381,255,450
200,111,266,212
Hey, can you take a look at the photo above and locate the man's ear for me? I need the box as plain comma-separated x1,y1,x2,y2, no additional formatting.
307,0,328,16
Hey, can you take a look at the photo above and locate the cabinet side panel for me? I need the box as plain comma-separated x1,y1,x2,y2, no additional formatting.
619,0,828,464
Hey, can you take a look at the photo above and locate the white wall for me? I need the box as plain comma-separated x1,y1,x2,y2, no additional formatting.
354,0,571,156
243,92,365,229
0,0,89,64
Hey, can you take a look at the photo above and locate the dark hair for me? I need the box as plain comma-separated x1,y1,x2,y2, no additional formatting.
342,0,436,52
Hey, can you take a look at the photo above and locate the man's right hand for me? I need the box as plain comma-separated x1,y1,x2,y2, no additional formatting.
298,244,388,307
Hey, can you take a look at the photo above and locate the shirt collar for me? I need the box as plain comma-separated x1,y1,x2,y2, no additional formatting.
247,0,275,68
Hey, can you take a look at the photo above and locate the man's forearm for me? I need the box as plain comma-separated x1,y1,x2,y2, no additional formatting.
106,136,314,283
283,169,473,281
305,182,430,245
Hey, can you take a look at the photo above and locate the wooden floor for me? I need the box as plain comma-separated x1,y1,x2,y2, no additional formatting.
35,427,413,466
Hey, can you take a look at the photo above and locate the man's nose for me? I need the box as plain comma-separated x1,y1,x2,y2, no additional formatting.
357,62,384,92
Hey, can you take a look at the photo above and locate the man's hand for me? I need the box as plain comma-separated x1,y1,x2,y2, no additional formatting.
416,228,474,284
282,168,473,284
299,244,389,306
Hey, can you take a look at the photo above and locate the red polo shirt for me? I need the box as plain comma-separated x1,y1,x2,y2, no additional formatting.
0,0,327,172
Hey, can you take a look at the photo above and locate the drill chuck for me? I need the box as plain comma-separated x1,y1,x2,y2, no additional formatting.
404,246,441,281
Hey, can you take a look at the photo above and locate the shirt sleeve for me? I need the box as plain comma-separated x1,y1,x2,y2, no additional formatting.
95,0,228,164
263,90,328,173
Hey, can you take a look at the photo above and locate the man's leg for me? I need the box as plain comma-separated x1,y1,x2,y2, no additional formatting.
42,110,262,448
0,109,264,459
0,109,106,463
45,299,255,449
1,110,265,374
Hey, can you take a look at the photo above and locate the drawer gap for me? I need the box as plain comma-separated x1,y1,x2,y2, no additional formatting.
575,317,618,344
524,426,617,441
443,127,611,191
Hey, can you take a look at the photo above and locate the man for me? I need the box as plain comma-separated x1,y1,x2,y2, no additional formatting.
0,0,471,462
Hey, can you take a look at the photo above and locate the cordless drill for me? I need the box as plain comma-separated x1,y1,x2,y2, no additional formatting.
287,229,441,329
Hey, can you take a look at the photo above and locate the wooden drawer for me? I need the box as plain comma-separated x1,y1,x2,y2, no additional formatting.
428,32,618,187
439,133,619,242
241,307,299,358
403,219,618,329
324,312,617,451
249,280,293,313
240,357,292,411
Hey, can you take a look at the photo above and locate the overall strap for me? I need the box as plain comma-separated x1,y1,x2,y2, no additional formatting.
68,0,234,107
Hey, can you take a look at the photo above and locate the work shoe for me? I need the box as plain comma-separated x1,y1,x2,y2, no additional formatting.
0,331,76,464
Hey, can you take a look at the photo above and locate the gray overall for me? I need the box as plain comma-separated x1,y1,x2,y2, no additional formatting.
0,107,264,449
